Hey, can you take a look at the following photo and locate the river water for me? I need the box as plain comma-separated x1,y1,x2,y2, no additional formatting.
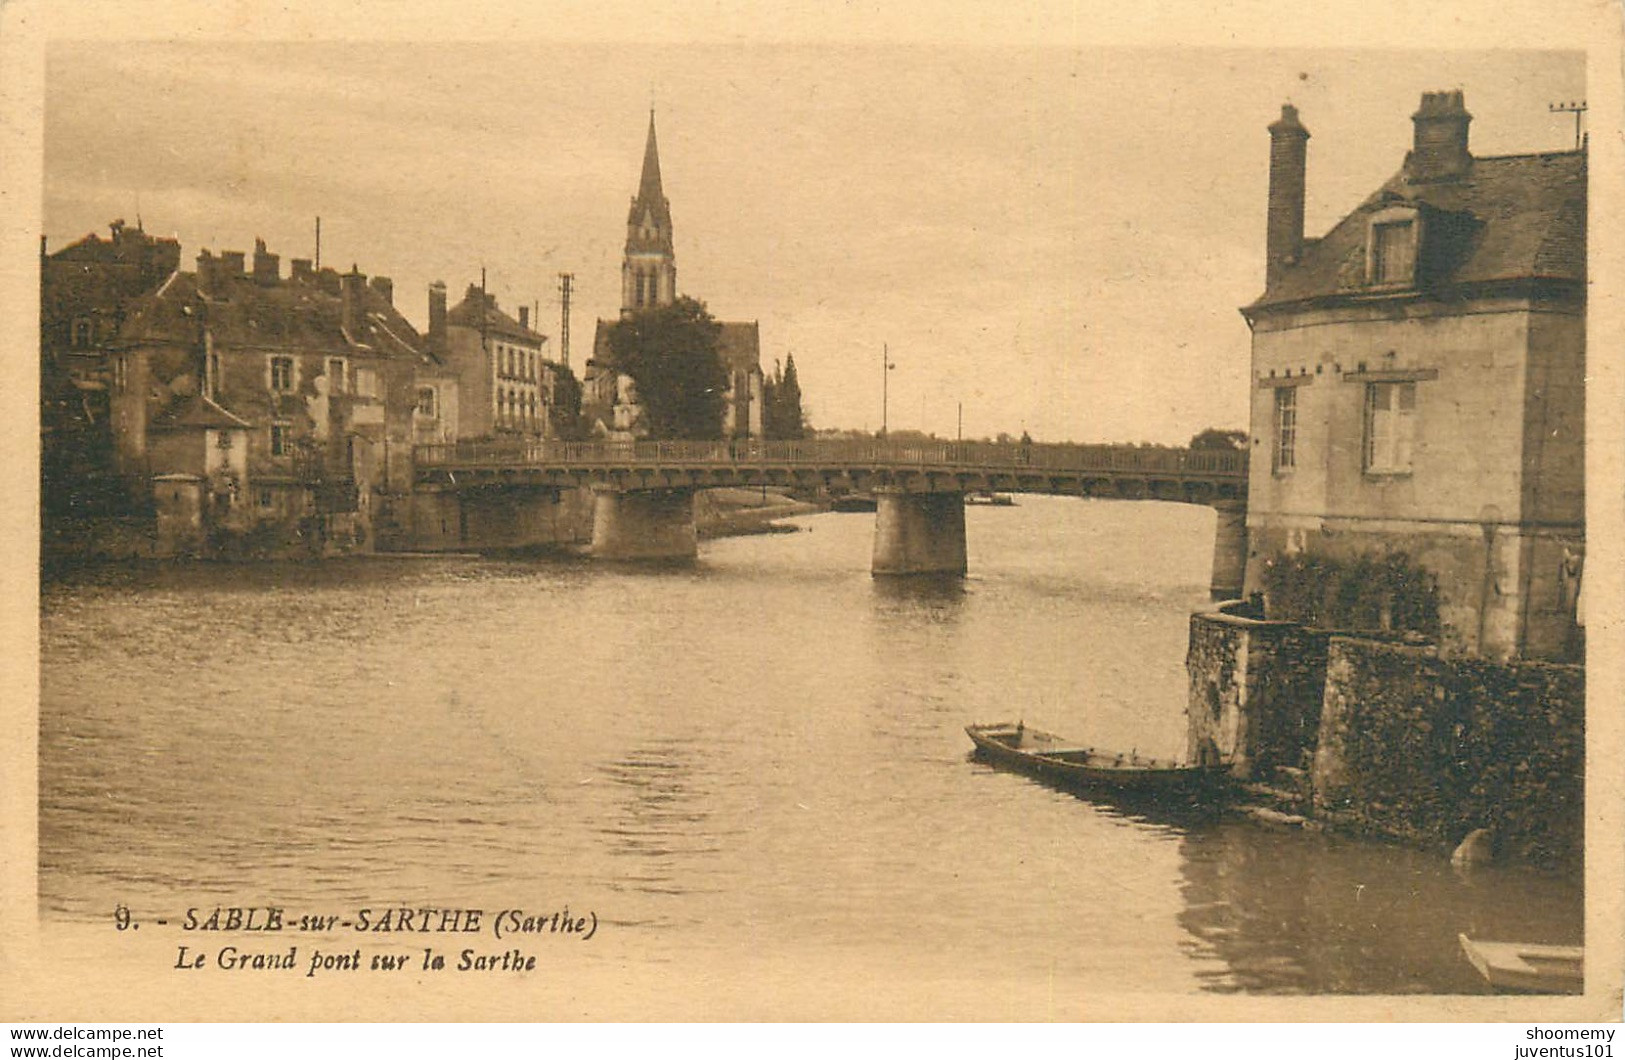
38,496,1582,1008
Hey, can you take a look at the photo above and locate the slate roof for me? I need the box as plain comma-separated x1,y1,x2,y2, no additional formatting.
117,266,430,363
150,392,252,431
447,285,547,346
1250,149,1586,312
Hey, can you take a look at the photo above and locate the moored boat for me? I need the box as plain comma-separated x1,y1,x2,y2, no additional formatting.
1458,934,1583,994
964,490,1015,506
964,722,1230,798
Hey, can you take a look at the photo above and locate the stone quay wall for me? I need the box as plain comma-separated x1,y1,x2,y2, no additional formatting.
1186,610,1583,865
1314,637,1583,866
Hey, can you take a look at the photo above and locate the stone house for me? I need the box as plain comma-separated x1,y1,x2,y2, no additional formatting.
40,220,182,517
109,239,441,555
1242,91,1585,661
429,280,550,440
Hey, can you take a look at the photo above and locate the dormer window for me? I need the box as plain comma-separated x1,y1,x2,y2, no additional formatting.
1365,206,1421,287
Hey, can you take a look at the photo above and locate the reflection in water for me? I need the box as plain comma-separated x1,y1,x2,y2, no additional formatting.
1176,823,1583,994
38,497,1584,994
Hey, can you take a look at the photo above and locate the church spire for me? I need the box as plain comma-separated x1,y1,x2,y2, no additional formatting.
622,110,677,313
638,110,667,217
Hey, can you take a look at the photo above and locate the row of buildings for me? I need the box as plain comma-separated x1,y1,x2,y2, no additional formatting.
41,114,765,557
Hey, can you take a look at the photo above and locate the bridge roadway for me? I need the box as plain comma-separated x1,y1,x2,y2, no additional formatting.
414,438,1247,503
408,439,1250,592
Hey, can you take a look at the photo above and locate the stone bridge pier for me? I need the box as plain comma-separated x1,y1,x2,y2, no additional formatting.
871,489,967,576
590,486,698,562
1209,500,1249,600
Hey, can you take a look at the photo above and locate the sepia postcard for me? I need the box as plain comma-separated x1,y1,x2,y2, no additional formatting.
2,0,1622,1031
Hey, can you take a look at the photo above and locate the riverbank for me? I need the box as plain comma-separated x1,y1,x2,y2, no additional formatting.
40,486,823,572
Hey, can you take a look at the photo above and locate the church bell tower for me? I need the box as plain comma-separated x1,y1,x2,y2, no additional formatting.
622,110,677,315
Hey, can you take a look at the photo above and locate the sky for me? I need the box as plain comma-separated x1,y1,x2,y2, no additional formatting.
42,42,1584,444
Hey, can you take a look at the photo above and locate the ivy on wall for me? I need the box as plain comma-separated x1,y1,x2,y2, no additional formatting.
1261,551,1440,638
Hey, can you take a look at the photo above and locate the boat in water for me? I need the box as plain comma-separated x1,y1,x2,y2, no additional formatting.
964,722,1230,799
964,491,1015,507
1459,935,1583,994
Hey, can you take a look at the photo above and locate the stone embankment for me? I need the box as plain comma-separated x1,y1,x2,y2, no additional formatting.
1187,606,1583,868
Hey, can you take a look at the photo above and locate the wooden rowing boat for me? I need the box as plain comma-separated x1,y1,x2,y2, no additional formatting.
1459,934,1583,994
964,722,1230,798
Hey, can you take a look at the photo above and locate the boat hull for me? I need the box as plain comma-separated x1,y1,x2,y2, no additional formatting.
965,723,1230,798
1459,934,1583,994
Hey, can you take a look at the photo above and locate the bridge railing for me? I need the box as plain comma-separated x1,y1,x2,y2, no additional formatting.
415,438,1247,477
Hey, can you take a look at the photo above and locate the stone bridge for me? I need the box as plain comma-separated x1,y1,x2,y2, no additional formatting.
409,439,1250,594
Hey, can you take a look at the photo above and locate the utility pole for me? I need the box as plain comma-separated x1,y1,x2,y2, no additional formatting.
881,343,895,438
1549,100,1587,150
557,272,574,368
314,216,321,270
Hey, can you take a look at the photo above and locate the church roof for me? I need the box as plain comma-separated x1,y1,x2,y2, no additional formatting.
1251,149,1586,312
716,321,761,375
626,111,672,231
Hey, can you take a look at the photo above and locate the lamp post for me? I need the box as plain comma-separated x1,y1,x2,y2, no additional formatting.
881,343,896,438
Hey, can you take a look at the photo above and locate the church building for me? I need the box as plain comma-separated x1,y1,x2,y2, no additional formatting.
585,113,764,439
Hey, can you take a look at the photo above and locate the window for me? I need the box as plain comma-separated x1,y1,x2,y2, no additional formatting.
270,422,291,457
215,431,233,450
206,352,220,398
354,367,378,399
269,355,295,393
1364,381,1416,474
1370,220,1416,286
1272,387,1297,472
328,358,347,394
416,386,437,418
72,318,93,348
258,489,274,509
113,355,128,393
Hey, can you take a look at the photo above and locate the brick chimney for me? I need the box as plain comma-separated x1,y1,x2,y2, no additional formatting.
252,238,279,286
1407,90,1472,183
519,305,530,331
316,267,341,295
290,258,314,283
341,265,366,339
220,249,245,279
428,281,447,353
195,250,216,294
369,275,394,306
1266,103,1310,287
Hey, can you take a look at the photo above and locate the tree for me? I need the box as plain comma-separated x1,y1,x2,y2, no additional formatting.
548,363,590,441
763,353,806,440
772,352,804,440
1189,427,1248,451
604,296,728,440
